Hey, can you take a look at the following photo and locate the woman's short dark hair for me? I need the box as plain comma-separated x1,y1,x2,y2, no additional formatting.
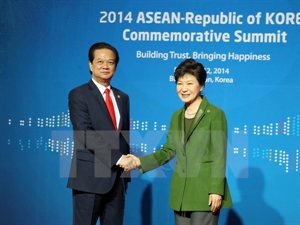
88,42,119,66
174,58,207,86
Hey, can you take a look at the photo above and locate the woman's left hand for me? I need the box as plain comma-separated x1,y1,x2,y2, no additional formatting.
208,194,222,213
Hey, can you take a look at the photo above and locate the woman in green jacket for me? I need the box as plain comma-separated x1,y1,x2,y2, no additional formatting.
127,58,232,225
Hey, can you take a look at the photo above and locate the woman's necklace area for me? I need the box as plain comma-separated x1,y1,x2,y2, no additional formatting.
186,97,201,116
186,110,196,115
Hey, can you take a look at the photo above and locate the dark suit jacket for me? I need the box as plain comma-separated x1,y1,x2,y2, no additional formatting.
67,80,130,194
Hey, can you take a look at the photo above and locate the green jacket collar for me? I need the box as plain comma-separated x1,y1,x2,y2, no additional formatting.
178,96,209,144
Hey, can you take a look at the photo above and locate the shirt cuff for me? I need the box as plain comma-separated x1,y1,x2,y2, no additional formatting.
116,155,124,166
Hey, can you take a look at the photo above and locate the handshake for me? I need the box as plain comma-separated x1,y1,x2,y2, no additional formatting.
119,154,141,172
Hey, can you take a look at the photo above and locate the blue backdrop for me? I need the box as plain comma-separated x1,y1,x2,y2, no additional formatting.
1,0,299,224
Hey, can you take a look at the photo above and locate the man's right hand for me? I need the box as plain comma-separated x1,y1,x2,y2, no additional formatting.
119,154,141,171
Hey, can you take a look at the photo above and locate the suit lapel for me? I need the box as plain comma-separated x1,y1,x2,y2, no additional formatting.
88,80,112,125
111,87,123,131
185,96,208,141
175,96,209,152
178,108,185,147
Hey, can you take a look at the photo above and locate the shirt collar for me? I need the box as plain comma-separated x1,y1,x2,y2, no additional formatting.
92,78,111,94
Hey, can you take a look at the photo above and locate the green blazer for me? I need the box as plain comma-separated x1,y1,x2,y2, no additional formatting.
139,96,233,211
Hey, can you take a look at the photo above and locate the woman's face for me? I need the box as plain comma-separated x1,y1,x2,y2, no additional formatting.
176,73,203,105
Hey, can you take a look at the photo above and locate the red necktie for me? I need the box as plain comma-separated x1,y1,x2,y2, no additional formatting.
105,88,117,130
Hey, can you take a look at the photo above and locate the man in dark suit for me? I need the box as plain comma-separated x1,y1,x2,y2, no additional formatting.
67,42,137,225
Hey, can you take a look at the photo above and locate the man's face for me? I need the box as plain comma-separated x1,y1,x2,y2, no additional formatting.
89,48,116,86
